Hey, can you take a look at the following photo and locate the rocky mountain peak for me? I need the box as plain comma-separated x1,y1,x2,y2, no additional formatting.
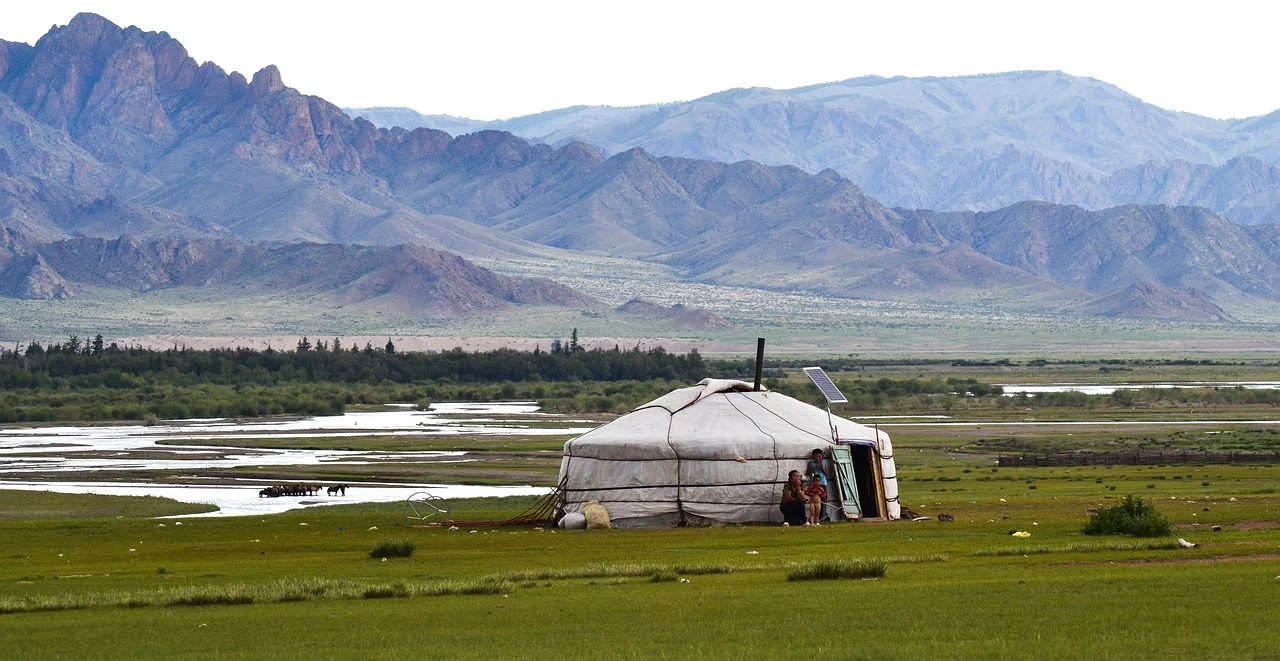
249,64,285,98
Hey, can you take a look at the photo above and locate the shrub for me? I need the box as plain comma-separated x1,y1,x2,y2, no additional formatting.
787,559,886,582
649,570,677,583
1083,496,1172,537
369,540,416,559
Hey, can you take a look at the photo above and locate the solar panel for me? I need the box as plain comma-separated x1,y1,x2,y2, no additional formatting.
803,366,847,404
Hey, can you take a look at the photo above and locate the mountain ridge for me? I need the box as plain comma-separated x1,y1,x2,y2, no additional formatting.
348,70,1280,224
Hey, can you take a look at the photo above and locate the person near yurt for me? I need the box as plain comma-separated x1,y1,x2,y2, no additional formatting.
555,378,900,528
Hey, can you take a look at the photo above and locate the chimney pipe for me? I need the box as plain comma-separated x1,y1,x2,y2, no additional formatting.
753,338,765,391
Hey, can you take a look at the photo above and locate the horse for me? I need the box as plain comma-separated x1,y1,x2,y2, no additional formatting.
327,484,348,496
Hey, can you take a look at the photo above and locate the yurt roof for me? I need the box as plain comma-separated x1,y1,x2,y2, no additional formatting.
566,379,885,461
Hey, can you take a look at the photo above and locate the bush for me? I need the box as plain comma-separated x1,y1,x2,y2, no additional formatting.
649,569,678,583
787,559,887,582
369,540,416,559
1082,496,1172,537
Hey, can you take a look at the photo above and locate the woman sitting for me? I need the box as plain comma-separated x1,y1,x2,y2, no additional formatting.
779,470,807,526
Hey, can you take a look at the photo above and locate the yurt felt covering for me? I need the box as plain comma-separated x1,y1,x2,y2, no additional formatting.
557,379,900,527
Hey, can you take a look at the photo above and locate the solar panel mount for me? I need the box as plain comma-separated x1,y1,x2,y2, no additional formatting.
803,366,847,404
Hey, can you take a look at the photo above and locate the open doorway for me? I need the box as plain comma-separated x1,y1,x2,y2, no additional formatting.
849,445,882,518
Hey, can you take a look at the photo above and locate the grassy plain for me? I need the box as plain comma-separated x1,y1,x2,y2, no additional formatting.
1,455,1278,659
0,491,217,519
6,278,1280,355
4,359,1280,658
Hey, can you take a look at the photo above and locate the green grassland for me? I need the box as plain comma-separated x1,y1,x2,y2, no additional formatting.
0,491,217,520
1,456,1277,659
4,359,1280,657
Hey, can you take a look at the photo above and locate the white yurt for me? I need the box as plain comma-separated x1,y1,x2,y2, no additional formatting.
556,379,900,528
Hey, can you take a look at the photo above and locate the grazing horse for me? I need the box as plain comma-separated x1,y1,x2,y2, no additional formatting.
326,484,348,496
260,484,320,498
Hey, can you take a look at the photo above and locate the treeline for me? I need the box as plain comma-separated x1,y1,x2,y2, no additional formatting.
1011,387,1280,408
0,335,751,423
0,336,727,389
0,379,700,423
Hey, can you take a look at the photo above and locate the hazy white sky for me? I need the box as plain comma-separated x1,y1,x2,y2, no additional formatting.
4,0,1275,120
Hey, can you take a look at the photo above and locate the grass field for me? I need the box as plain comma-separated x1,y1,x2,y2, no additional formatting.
0,491,217,520
1,455,1277,659
5,359,1280,658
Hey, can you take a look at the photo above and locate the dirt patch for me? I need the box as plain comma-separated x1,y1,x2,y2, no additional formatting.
1236,520,1280,532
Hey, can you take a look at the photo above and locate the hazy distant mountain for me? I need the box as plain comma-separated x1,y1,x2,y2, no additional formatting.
360,71,1280,224
346,107,488,137
0,228,591,315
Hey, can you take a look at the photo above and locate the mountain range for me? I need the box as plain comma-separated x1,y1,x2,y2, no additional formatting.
351,71,1280,226
1,13,1279,324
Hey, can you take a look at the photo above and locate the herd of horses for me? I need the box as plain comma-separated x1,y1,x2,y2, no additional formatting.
258,483,350,498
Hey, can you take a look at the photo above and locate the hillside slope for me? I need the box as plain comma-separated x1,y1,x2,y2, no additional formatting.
0,228,592,316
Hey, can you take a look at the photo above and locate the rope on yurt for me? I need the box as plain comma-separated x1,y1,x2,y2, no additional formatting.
664,414,684,524
422,476,568,528
737,395,830,443
724,392,782,505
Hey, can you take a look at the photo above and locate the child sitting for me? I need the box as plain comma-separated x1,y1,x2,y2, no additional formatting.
804,451,828,526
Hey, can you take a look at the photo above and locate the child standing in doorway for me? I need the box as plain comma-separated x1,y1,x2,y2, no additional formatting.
805,448,829,525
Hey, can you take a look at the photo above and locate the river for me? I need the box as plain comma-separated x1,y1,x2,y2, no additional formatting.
0,402,586,516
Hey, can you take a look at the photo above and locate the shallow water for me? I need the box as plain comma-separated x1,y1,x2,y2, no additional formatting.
0,480,549,517
998,381,1280,396
0,403,579,516
0,403,592,475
